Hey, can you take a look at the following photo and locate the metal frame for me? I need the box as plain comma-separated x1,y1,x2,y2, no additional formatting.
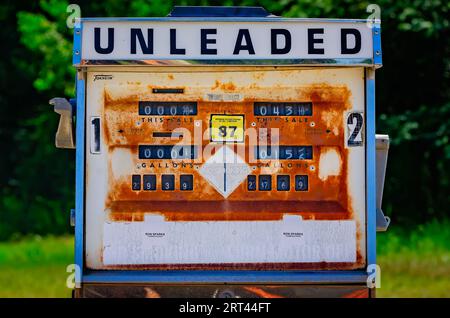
365,68,377,270
73,19,85,288
372,24,382,67
73,17,381,67
74,71,85,288
72,16,381,287
82,270,368,284
73,21,82,65
80,58,374,67
79,17,374,23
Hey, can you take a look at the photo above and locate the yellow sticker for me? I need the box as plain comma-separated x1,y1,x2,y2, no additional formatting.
210,115,245,143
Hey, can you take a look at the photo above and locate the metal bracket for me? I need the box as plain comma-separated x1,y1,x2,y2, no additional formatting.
375,134,390,231
168,6,272,17
50,97,75,149
376,208,390,232
70,209,76,227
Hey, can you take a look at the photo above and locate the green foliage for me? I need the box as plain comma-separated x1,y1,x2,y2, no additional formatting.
378,219,450,254
0,235,73,297
17,0,74,95
377,220,450,297
0,0,448,239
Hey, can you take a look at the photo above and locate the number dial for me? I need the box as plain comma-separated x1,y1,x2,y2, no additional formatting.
258,175,272,191
247,175,256,191
131,175,141,191
180,175,193,191
277,175,290,191
295,175,309,191
143,175,156,191
161,174,175,191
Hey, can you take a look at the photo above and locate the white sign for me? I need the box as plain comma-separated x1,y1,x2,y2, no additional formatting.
80,21,373,60
199,145,251,198
103,215,357,265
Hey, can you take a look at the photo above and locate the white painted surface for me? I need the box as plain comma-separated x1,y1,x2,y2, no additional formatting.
103,215,356,265
81,21,373,60
318,147,342,181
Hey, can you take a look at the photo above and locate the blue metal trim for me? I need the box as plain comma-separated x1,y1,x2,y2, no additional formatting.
82,270,368,284
78,17,369,23
73,20,82,65
77,58,373,67
168,6,271,17
365,69,377,269
74,73,86,288
372,24,382,66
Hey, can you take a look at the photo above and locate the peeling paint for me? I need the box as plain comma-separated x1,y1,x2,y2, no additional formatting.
319,147,342,181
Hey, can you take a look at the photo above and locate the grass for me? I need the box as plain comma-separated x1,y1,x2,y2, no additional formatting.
0,220,449,298
376,220,450,298
0,235,73,298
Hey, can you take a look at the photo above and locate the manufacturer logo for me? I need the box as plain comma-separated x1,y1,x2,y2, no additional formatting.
145,232,165,238
93,74,113,81
283,232,304,238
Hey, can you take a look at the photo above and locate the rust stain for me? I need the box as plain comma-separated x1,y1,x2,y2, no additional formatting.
104,89,139,108
212,80,220,89
211,80,237,91
79,284,369,298
97,70,364,269
343,289,369,298
144,287,161,298
222,81,236,91
107,201,348,222
103,80,354,221
243,287,283,298
103,261,363,271
252,72,265,80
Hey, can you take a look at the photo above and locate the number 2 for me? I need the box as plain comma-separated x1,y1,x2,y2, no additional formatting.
347,112,364,146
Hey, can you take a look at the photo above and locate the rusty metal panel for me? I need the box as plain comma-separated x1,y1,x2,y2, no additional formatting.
85,67,366,270
76,284,370,298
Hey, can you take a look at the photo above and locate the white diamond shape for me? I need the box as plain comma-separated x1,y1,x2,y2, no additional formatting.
199,145,251,198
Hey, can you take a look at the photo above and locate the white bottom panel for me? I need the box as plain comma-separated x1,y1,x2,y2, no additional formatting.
103,215,356,265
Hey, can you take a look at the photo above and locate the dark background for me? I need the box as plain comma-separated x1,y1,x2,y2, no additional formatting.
0,0,448,240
